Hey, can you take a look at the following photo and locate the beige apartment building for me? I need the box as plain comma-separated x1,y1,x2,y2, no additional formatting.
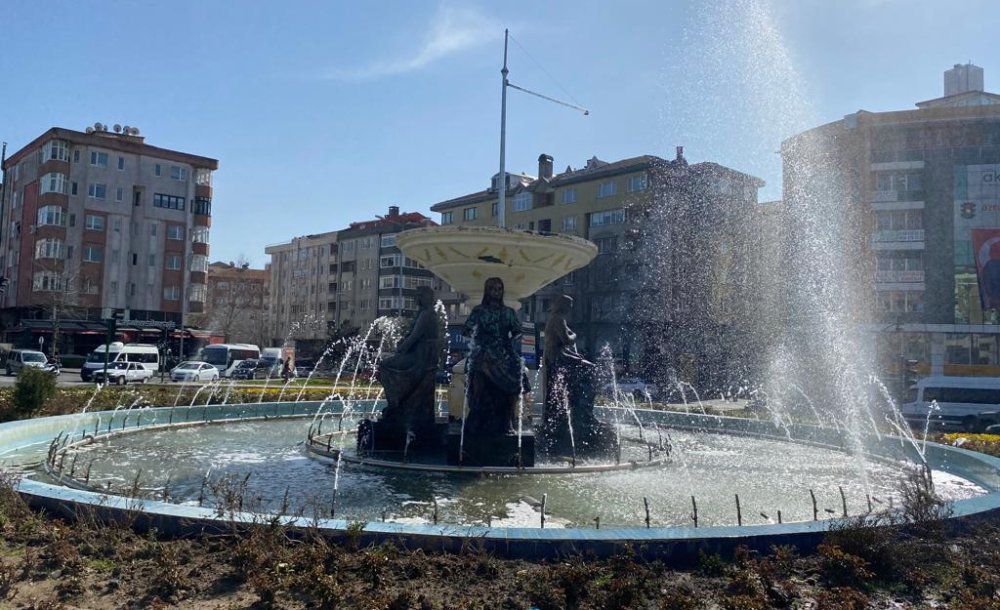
0,124,217,355
196,261,271,347
430,150,765,389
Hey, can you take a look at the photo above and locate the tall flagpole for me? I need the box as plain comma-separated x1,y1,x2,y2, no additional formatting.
498,29,509,229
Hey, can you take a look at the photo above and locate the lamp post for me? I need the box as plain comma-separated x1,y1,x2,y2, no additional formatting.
495,29,589,229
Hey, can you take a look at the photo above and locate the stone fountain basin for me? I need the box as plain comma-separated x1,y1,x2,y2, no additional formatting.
396,226,597,308
4,402,1000,562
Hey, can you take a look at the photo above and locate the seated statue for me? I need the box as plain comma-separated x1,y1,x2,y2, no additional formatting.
377,286,442,440
462,277,530,437
542,294,614,455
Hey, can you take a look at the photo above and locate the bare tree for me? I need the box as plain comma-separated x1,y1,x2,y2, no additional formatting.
200,254,271,345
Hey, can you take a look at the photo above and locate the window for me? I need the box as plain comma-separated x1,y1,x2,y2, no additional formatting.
32,271,64,292
562,216,577,231
110,281,118,295
595,236,618,254
191,227,209,244
37,206,67,227
43,140,70,162
116,187,123,202
88,183,107,200
35,239,64,260
73,150,80,163
627,173,647,192
170,166,188,181
875,170,923,193
875,290,924,313
148,254,156,266
40,173,69,195
191,254,208,273
380,275,399,289
153,193,185,210
82,278,99,294
163,286,180,300
875,210,923,231
359,278,372,290
381,234,396,248
166,253,182,270
491,202,498,216
150,223,158,236
195,168,212,186
590,208,626,226
513,192,532,212
85,215,105,231
117,156,125,170
381,254,400,268
463,207,478,221
360,237,372,249
90,151,109,167
83,246,103,263
561,188,577,204
598,181,617,198
193,196,211,215
113,218,122,232
71,182,78,196
167,225,184,240
154,164,161,177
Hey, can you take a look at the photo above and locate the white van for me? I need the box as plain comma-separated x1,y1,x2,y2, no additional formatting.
81,343,160,381
900,376,1000,432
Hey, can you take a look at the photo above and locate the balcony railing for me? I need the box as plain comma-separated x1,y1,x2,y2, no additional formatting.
871,229,925,243
874,270,925,283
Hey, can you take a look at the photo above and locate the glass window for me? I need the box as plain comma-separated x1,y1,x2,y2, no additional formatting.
191,255,208,273
34,239,64,260
44,140,70,162
150,223,157,236
116,187,124,202
117,156,125,170
513,192,532,212
589,209,626,227
153,193,185,210
83,246,103,263
32,271,64,291
380,234,396,248
463,207,478,220
40,173,68,195
37,206,67,227
90,151,108,167
627,174,647,192
192,227,210,244
88,183,107,200
598,181,617,198
164,286,180,300
441,211,453,225
166,253,182,270
85,215,105,231
154,164,161,177
167,225,184,240
562,216,577,231
170,165,188,181
561,188,577,204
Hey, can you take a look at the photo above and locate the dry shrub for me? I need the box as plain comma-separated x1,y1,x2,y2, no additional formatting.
0,559,19,601
815,586,869,610
817,543,873,587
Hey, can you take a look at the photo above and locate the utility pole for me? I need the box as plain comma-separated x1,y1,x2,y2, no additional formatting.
0,141,8,307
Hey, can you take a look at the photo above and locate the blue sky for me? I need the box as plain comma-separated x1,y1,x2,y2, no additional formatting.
2,0,998,267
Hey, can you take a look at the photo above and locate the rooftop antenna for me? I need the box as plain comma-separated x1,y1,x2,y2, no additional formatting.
496,29,588,229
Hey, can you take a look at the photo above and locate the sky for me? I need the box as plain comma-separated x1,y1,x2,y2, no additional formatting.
2,0,998,267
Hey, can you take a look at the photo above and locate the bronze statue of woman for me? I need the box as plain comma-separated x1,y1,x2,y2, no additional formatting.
462,277,528,436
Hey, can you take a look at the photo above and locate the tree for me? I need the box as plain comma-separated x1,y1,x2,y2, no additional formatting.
197,255,271,345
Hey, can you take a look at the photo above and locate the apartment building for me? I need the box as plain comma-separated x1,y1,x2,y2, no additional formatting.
781,63,1000,385
265,206,439,346
265,230,338,344
197,261,270,346
334,206,437,331
0,124,217,354
430,151,764,387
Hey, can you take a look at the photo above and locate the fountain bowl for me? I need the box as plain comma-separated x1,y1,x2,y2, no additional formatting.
396,226,598,308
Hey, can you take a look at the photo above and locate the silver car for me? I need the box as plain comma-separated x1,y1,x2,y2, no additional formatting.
170,361,219,382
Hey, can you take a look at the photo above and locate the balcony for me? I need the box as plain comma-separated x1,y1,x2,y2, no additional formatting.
870,229,925,248
874,270,924,283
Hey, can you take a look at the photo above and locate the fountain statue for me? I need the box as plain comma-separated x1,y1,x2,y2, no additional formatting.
541,294,616,456
360,286,443,453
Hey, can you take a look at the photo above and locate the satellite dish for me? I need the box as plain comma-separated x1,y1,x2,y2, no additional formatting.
85,127,94,134
94,122,103,131
131,127,140,135
113,124,121,133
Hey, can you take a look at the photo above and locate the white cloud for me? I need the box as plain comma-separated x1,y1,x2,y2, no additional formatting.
326,5,500,80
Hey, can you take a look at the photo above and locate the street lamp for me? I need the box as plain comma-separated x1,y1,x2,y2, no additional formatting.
495,29,589,229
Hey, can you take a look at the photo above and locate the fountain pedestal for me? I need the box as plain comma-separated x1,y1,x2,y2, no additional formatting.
357,419,448,455
446,424,535,467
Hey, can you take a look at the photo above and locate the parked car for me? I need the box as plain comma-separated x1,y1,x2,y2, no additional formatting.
5,349,50,376
170,361,220,382
92,361,154,385
603,377,657,399
230,358,277,380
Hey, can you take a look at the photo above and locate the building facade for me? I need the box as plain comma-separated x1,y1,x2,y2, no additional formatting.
196,261,271,347
782,63,1000,390
265,231,338,345
430,151,764,389
0,124,217,355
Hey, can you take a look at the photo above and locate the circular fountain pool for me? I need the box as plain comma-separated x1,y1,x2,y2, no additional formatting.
3,401,1000,560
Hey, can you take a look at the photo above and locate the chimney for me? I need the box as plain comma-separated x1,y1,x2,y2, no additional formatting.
537,154,553,180
944,63,984,96
676,146,685,161
388,205,400,217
